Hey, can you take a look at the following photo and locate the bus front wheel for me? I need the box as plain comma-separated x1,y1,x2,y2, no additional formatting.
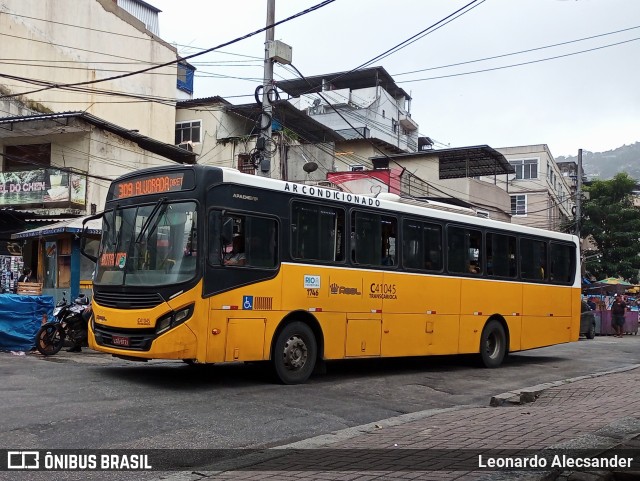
273,321,317,385
479,320,507,368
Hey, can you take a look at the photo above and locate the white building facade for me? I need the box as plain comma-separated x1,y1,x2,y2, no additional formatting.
496,145,574,232
277,67,419,172
0,0,179,143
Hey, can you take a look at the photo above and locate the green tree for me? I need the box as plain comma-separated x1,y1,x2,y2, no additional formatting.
581,173,640,282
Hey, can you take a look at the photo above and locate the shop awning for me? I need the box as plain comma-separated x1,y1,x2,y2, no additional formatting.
11,216,102,239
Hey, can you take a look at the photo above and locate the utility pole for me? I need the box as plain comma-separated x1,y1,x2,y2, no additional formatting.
576,148,583,274
576,148,582,238
258,0,276,177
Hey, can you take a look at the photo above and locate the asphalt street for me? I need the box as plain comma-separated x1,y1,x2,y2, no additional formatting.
1,334,639,480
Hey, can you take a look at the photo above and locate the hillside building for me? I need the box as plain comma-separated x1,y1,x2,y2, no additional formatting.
277,67,420,171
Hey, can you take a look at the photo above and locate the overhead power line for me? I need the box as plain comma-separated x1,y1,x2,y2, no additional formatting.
393,24,640,76
0,0,336,100
397,36,640,84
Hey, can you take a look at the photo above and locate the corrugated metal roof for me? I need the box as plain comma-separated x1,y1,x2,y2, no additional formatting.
276,66,411,101
371,145,515,179
0,112,196,164
12,216,102,239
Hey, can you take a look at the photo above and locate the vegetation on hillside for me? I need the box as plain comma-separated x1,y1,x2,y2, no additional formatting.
557,142,640,181
581,173,640,283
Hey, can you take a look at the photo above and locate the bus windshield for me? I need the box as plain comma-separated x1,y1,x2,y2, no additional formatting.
95,201,198,287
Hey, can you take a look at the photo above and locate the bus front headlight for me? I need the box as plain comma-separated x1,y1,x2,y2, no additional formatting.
156,304,194,334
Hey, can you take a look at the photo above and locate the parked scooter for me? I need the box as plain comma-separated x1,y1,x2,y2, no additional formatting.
35,292,92,356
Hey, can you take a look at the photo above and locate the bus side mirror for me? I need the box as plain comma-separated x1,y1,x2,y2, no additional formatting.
80,214,102,263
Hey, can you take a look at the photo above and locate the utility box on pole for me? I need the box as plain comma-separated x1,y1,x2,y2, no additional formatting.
267,40,292,65
258,0,293,178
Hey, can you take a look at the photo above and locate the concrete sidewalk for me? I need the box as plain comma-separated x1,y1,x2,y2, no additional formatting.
162,365,640,481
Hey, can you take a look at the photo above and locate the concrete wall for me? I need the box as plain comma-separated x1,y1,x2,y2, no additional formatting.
286,143,336,183
496,144,573,231
0,120,178,215
177,104,339,181
0,0,178,143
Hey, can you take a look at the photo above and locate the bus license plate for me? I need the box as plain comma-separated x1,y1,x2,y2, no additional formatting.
112,335,130,347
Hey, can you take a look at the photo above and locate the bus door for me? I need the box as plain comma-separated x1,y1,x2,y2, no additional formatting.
204,210,279,363
519,238,565,348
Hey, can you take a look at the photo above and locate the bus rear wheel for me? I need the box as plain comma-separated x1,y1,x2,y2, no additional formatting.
273,321,317,385
479,320,507,368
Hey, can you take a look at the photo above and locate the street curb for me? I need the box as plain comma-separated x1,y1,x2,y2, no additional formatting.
281,365,640,450
278,405,470,449
489,364,640,407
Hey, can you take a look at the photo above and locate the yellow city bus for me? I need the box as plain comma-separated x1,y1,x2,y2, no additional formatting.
82,165,581,384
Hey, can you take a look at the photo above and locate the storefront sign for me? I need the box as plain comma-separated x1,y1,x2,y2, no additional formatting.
0,169,85,206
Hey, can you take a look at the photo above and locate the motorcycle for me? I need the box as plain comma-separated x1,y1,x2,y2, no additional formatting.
35,292,92,356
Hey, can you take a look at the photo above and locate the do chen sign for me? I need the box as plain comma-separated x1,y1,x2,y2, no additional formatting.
0,169,86,206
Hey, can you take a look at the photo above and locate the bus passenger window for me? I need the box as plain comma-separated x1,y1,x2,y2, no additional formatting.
549,242,574,284
486,233,517,278
210,213,278,268
352,211,396,267
520,238,547,281
447,226,482,275
291,201,345,262
244,216,277,268
402,220,442,271
381,217,397,266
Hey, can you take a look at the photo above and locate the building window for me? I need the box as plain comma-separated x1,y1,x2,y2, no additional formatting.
511,195,527,216
509,158,538,180
4,144,51,171
237,153,255,175
175,120,201,145
177,62,195,94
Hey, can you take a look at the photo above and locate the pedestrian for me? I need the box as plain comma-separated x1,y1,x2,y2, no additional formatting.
611,294,627,338
18,268,32,283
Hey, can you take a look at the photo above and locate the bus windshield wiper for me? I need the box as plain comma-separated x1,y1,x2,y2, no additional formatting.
135,197,167,244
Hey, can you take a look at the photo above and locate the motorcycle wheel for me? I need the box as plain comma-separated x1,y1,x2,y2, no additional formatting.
36,324,65,356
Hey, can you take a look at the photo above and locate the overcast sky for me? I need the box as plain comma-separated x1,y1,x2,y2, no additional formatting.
151,0,639,158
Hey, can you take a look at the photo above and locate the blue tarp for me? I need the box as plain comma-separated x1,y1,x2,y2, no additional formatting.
0,294,54,351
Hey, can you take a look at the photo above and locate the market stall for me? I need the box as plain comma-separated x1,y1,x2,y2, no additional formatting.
0,293,54,351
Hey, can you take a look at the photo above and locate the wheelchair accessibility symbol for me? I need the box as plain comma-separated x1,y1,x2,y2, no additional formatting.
243,296,253,310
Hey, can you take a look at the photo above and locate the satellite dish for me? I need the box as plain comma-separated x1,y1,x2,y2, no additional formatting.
303,161,318,173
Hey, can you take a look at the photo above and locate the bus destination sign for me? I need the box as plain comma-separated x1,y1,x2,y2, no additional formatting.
112,172,186,200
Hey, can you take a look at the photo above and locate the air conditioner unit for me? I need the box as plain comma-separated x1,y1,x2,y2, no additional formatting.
178,142,193,152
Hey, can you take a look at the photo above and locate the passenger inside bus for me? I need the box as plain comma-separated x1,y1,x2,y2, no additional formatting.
224,235,246,266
